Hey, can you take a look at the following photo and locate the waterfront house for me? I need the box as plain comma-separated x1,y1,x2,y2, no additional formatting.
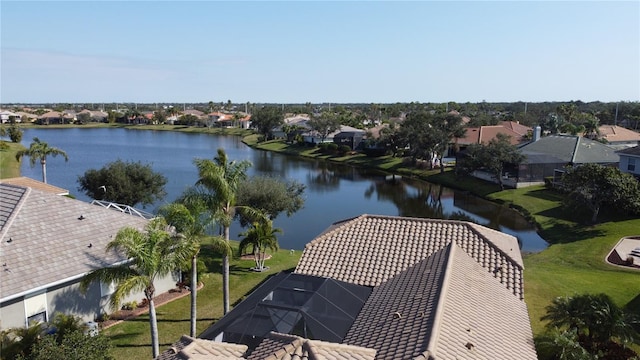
0,182,178,330
513,134,620,187
159,215,537,360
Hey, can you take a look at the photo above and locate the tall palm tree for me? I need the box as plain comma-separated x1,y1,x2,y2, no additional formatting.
238,219,281,272
80,218,194,358
186,148,260,314
15,137,68,183
159,201,220,337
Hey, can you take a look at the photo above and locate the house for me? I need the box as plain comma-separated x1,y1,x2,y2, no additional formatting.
0,110,21,124
159,215,537,360
453,122,531,156
331,125,366,150
37,111,74,125
0,177,69,196
512,134,620,187
616,146,640,178
0,182,178,329
597,125,640,150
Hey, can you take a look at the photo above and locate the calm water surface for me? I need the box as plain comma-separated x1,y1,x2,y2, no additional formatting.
20,128,548,252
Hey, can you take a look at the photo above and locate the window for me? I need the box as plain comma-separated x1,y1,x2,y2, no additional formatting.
628,158,636,172
100,281,115,297
24,291,47,326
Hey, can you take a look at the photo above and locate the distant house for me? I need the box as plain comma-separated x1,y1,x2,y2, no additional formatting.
598,125,640,150
616,146,640,178
0,110,21,124
513,135,620,187
453,122,531,156
0,182,178,329
160,215,537,360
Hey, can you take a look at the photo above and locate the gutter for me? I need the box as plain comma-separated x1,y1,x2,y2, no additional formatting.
0,258,131,304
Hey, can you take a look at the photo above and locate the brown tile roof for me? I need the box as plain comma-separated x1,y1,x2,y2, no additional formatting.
598,125,640,143
457,125,525,146
157,335,248,360
499,121,532,136
294,215,524,299
0,177,69,196
0,184,148,302
248,332,376,360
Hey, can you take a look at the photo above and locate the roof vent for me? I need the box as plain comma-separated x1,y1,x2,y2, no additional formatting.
6,238,12,243
78,215,86,220
393,312,402,319
88,243,93,248
465,342,475,350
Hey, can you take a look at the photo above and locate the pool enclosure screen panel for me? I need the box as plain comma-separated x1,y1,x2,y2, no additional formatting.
220,273,372,345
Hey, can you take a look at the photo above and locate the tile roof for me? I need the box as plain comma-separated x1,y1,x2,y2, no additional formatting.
457,125,526,146
157,335,248,360
344,244,537,360
0,184,149,302
0,177,69,196
343,247,449,359
499,121,532,136
247,332,376,360
294,215,524,299
598,125,640,143
427,244,537,359
520,135,619,164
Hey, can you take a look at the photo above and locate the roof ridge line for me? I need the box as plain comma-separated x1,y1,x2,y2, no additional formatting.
424,243,455,357
0,185,30,242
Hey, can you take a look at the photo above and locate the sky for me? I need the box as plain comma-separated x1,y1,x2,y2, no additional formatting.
1,1,639,104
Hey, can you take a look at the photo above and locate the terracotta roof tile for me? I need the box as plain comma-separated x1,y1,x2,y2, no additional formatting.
294,215,524,299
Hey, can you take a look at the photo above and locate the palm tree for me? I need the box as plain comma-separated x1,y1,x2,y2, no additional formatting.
238,219,281,272
541,293,638,349
80,218,194,358
159,201,219,338
185,148,260,314
15,137,68,183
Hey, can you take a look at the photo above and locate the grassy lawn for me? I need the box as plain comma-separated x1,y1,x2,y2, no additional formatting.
0,141,24,179
103,239,301,359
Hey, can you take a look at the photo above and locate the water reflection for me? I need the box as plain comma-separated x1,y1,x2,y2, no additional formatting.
19,128,547,253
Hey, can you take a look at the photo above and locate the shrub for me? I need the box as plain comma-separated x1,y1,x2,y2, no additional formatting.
338,145,351,155
0,141,9,151
121,301,138,311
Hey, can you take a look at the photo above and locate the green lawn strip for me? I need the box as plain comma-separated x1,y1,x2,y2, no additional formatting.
103,239,301,360
0,141,24,179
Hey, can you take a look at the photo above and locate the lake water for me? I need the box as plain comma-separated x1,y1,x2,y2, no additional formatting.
19,128,548,252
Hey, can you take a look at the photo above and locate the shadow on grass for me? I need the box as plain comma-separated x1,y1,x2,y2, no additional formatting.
107,331,144,341
523,188,565,202
539,220,606,244
113,342,175,348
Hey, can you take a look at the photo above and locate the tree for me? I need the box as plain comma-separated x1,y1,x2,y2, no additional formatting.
8,124,23,143
28,330,114,360
238,220,281,272
236,175,305,226
456,133,525,190
561,163,640,223
535,328,597,360
158,202,212,338
541,293,639,356
250,106,283,141
77,159,167,207
431,112,466,173
185,148,261,314
80,218,194,358
15,137,68,183
308,111,341,143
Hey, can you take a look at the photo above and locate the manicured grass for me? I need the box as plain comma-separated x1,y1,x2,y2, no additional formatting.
0,141,24,179
102,239,301,359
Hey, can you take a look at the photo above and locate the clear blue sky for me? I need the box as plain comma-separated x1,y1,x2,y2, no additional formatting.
1,1,638,104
